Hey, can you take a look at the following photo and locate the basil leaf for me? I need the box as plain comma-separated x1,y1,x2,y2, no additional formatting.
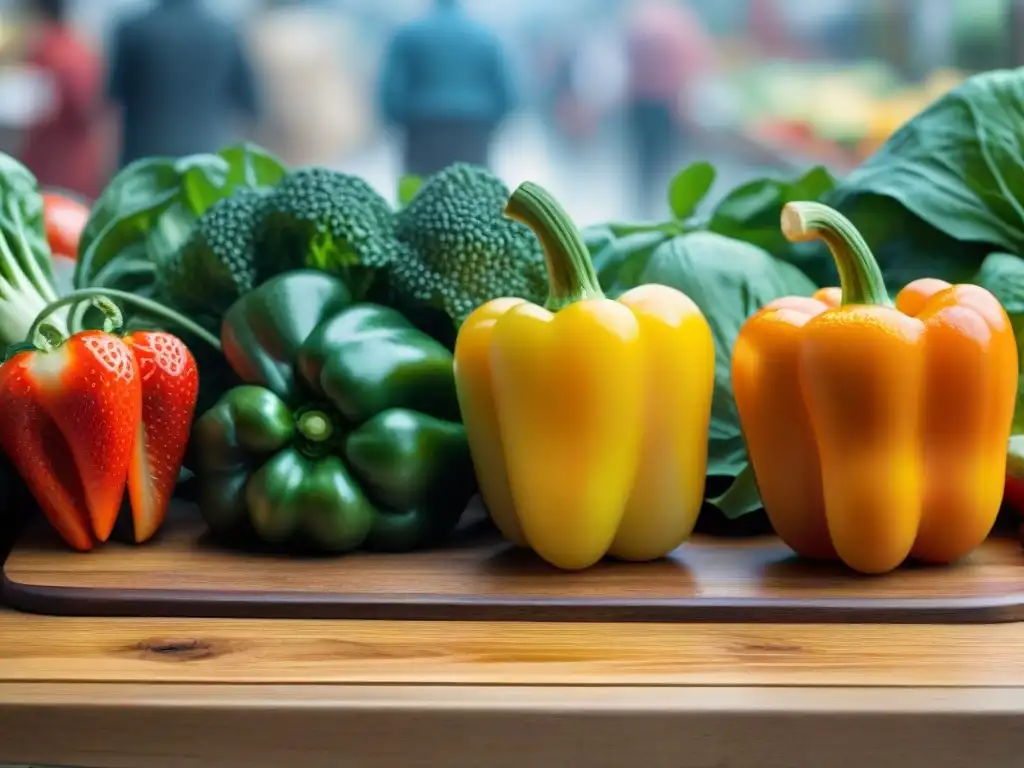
76,143,287,293
668,161,716,220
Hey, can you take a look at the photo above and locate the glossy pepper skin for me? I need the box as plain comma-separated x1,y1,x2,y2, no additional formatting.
732,202,1018,575
193,271,476,553
454,182,715,571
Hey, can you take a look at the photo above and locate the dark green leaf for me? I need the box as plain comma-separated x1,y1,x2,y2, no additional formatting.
76,143,288,296
179,144,287,215
823,192,993,291
75,158,183,288
829,69,1024,254
177,153,231,215
636,231,817,510
591,230,670,295
708,463,762,520
146,200,198,272
707,165,836,261
974,252,1024,314
668,161,716,220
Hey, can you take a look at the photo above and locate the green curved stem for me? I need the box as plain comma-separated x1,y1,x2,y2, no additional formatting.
28,288,223,352
90,296,125,333
780,202,891,307
32,322,66,353
505,181,604,311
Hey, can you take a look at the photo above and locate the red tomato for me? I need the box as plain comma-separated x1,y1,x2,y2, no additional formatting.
41,191,90,260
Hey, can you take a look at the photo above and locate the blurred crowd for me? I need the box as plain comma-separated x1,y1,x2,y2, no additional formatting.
3,0,1021,218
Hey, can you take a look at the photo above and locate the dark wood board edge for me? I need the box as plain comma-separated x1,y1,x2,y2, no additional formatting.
6,570,1024,624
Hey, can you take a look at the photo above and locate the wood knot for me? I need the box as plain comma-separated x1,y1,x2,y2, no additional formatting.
134,637,223,661
732,641,804,654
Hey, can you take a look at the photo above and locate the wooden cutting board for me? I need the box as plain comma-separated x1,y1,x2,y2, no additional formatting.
4,500,1023,623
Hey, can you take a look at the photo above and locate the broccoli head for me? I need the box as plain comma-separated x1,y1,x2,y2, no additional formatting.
257,167,400,298
390,163,548,330
159,186,269,317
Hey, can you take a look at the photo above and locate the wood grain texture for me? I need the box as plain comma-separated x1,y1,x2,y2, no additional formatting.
3,683,1024,768
5,503,1024,622
3,608,1024,687
4,606,1024,767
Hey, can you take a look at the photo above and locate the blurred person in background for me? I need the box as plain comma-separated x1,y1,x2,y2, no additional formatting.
107,0,261,169
19,0,105,199
377,0,519,177
247,0,370,166
624,0,715,217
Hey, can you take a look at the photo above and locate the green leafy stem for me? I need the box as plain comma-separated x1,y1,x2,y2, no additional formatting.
28,288,223,353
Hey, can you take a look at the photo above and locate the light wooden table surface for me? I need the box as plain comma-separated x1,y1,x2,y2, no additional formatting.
1,609,1023,767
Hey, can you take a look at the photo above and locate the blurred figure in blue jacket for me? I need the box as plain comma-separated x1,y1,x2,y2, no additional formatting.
107,0,262,168
378,0,518,176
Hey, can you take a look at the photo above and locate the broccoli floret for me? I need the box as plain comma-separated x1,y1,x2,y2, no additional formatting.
159,186,269,316
390,164,548,329
257,167,399,298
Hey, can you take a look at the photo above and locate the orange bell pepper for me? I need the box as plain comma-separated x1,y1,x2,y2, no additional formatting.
732,202,1018,574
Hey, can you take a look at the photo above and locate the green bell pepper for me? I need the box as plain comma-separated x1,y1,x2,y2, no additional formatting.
193,270,477,553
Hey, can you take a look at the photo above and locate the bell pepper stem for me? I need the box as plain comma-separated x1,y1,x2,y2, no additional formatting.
297,410,333,442
28,288,223,352
504,181,605,311
781,202,891,307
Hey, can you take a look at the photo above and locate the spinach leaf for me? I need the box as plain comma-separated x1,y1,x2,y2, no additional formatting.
76,143,287,293
634,231,818,517
826,69,1024,287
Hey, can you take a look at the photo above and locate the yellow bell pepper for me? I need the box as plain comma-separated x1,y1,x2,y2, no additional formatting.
732,202,1018,575
454,182,714,570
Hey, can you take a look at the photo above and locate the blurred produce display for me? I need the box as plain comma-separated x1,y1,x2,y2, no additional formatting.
732,61,968,168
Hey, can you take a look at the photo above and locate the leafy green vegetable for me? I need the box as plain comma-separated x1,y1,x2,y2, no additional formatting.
708,165,838,285
975,252,1024,315
831,69,1024,253
76,143,287,296
825,68,1024,291
667,161,716,220
0,152,67,345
